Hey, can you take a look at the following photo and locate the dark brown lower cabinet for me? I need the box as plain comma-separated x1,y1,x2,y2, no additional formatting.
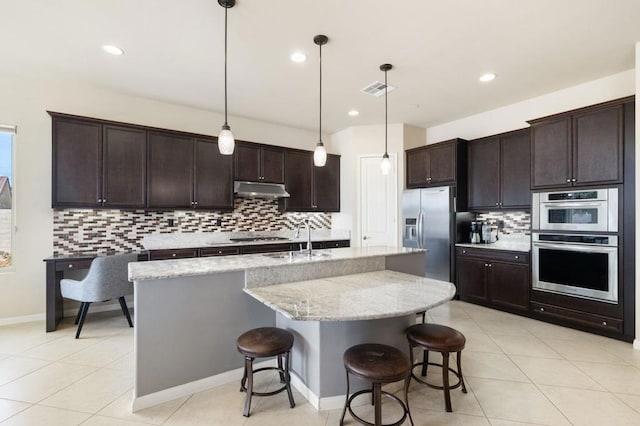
456,247,529,312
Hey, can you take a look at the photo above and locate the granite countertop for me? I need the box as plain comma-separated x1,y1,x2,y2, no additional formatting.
456,234,530,252
142,230,351,251
243,270,455,321
129,246,423,282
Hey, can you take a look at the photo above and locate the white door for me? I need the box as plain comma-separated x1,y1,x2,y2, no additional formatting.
359,155,397,247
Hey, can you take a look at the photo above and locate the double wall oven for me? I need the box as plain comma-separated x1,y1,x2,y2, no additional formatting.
531,188,619,304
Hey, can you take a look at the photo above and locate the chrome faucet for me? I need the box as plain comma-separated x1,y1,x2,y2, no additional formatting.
294,218,312,255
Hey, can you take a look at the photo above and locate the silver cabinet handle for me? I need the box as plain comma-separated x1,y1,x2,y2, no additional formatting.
68,264,73,269
571,178,577,182
540,307,545,312
602,321,608,326
515,255,519,259
484,263,488,267
488,263,492,267
462,250,467,254
566,178,571,183
171,253,177,257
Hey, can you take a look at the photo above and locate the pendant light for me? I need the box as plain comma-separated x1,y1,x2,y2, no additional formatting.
313,35,328,167
380,63,393,175
218,0,235,155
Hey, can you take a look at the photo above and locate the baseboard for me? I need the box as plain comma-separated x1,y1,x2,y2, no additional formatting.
633,339,640,350
0,301,131,327
131,359,276,412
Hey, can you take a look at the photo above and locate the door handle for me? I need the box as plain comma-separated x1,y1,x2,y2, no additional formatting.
363,236,368,240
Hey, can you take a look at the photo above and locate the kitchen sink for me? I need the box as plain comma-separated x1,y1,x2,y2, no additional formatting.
262,251,331,259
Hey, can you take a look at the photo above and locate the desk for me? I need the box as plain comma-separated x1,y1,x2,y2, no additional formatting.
43,253,146,332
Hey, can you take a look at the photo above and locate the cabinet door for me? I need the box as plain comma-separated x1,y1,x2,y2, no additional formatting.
456,257,488,301
468,137,500,210
194,138,234,210
406,148,429,188
261,146,285,183
488,261,529,311
147,132,193,208
234,143,261,182
429,143,456,184
531,117,571,189
52,118,102,207
313,154,340,212
500,130,531,209
573,105,623,186
102,125,146,208
281,150,313,211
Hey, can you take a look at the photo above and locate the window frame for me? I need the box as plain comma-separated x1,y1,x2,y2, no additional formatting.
0,124,16,273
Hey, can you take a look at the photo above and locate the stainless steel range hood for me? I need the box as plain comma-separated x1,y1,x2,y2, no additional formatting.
234,181,290,198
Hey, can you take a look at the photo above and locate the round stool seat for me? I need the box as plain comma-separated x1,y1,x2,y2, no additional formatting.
236,327,294,358
407,323,465,353
343,343,410,383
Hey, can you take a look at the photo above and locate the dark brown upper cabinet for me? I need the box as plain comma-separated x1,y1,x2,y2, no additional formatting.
529,99,626,189
147,133,234,210
406,139,467,189
50,113,146,208
468,129,530,210
234,142,284,184
279,150,340,212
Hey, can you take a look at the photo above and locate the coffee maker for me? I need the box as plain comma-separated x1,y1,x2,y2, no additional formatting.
470,221,483,244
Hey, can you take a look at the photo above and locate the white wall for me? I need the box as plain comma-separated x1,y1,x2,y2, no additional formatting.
328,123,405,246
427,69,635,143
0,71,319,322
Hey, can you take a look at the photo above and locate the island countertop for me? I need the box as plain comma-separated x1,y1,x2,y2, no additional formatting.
244,270,455,321
129,246,424,282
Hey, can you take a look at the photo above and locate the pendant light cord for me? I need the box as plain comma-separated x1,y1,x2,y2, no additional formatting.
384,68,388,155
224,5,229,126
319,42,322,143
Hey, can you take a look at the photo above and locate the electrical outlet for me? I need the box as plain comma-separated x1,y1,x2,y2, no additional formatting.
167,219,175,227
497,220,505,229
216,218,222,226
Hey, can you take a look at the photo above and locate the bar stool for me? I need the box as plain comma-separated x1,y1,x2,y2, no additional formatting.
340,343,413,426
236,327,296,417
406,323,467,412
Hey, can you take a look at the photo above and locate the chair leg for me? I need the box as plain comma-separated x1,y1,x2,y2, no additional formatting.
242,356,254,417
404,376,414,426
118,297,133,327
75,302,91,339
457,351,467,393
373,382,382,426
442,351,452,412
74,303,85,325
277,354,285,383
284,351,295,409
339,369,350,426
421,349,429,377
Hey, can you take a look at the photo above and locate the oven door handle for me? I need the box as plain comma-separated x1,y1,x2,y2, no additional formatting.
543,202,603,209
533,242,617,253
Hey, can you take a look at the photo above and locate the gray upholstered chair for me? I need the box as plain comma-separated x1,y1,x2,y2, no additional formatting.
61,253,138,338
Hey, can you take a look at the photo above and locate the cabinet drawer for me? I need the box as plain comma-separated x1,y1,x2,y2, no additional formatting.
530,302,622,333
456,247,528,264
322,240,350,249
199,247,241,257
148,249,198,260
55,260,93,271
241,243,292,254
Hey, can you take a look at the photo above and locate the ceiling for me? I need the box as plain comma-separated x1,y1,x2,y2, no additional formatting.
2,0,640,134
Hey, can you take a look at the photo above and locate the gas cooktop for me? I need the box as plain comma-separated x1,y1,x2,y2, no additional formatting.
228,237,290,242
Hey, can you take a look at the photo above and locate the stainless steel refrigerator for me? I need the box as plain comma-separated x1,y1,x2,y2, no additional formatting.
402,186,469,282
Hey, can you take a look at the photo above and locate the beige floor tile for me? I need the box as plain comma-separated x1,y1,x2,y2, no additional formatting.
461,331,504,354
104,352,134,371
60,338,132,368
244,401,327,425
0,399,31,423
489,334,561,359
572,361,640,395
475,320,534,338
39,368,133,413
81,414,162,426
460,352,529,382
523,319,596,342
0,405,90,426
163,382,250,426
429,302,473,321
615,393,640,414
541,338,627,364
467,377,570,425
410,408,491,425
540,385,640,425
0,361,96,403
428,317,487,337
97,389,187,425
488,419,546,425
0,357,50,386
408,379,483,416
510,356,604,391
21,336,98,361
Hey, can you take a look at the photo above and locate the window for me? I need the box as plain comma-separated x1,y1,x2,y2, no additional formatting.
0,125,15,269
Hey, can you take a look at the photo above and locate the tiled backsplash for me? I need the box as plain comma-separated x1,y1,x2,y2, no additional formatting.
477,211,530,234
53,198,331,255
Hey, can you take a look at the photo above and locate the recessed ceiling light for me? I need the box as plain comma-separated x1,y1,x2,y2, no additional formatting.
479,73,496,82
348,110,359,116
290,51,307,63
103,45,124,56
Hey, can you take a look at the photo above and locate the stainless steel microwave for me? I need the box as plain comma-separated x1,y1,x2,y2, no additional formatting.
532,188,618,232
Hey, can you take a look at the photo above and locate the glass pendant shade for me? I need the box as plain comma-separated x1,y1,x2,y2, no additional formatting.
380,153,392,175
218,125,235,155
314,141,327,167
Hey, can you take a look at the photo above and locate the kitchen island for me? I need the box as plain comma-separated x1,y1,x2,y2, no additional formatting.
129,246,446,411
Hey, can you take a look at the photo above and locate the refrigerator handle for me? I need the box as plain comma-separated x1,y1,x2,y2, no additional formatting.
417,209,424,249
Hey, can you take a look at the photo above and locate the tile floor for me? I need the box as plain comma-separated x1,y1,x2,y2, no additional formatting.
1,301,640,425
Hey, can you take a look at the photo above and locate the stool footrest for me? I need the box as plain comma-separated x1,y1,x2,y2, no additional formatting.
345,389,409,426
410,362,464,391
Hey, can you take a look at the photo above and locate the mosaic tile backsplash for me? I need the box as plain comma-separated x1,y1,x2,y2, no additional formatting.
477,211,531,234
53,198,331,256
